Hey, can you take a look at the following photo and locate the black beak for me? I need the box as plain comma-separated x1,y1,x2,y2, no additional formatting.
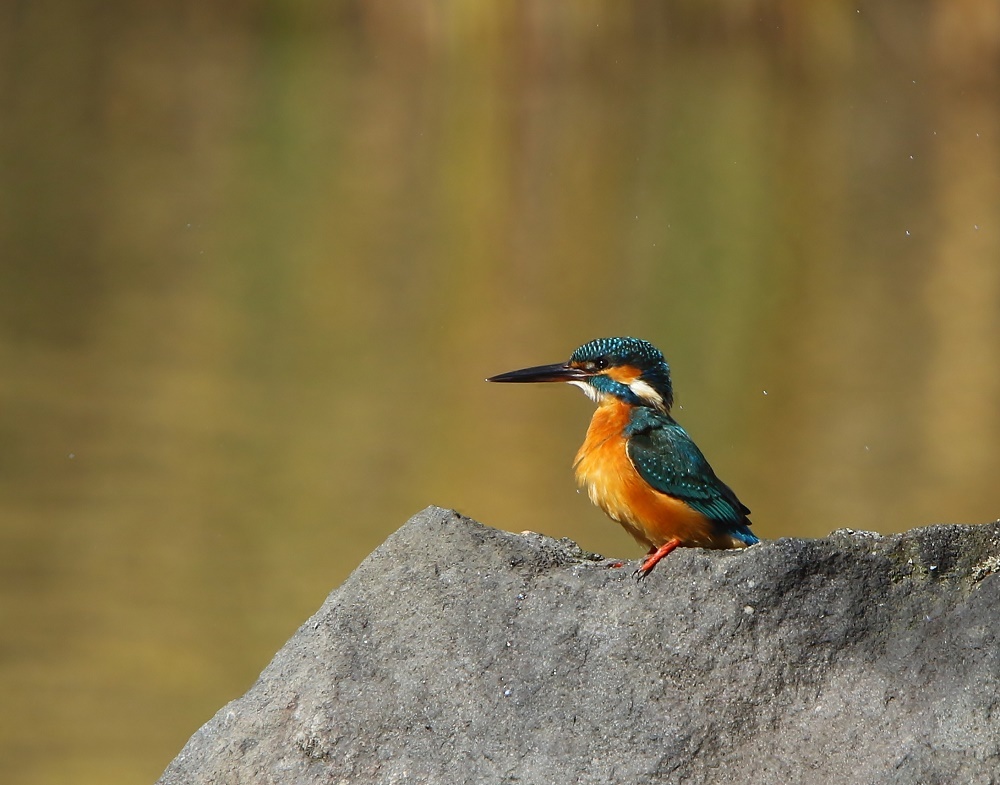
487,362,588,384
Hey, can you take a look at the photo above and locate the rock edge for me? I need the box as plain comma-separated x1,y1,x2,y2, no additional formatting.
157,507,1000,785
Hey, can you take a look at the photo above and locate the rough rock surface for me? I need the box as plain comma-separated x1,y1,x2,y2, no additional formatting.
157,506,1000,785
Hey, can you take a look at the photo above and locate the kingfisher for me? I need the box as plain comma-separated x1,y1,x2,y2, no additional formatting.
488,337,758,576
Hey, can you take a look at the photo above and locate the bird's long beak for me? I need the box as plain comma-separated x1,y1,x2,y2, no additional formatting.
487,362,588,384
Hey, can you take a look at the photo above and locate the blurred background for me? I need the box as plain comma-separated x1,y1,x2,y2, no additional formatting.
2,2,1000,783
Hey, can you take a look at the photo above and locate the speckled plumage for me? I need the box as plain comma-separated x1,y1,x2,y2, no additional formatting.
488,336,758,574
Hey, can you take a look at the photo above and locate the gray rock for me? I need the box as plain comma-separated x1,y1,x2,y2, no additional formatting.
157,506,1000,785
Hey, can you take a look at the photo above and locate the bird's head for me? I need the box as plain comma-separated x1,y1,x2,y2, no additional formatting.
487,336,673,411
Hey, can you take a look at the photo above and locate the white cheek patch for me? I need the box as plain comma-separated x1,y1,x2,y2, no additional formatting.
568,380,606,404
628,379,663,406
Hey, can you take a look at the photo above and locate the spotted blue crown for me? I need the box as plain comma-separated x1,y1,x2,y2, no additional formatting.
572,337,674,410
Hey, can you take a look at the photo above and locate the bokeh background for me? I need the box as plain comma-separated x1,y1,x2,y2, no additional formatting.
3,3,1000,783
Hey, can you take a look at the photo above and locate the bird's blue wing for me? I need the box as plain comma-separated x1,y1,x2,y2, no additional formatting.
625,408,751,526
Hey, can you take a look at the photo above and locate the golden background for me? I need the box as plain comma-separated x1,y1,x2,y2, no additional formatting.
2,4,999,783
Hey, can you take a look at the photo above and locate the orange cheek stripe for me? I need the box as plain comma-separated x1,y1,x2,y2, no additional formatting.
604,365,640,384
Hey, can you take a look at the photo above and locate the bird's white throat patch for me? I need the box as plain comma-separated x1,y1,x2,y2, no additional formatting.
567,378,663,407
568,380,607,404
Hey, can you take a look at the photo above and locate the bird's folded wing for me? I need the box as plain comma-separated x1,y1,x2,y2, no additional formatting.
625,411,750,524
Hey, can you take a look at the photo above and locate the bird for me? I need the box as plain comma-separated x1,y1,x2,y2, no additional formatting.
487,336,758,576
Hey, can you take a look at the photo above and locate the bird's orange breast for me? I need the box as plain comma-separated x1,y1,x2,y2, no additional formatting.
573,401,734,550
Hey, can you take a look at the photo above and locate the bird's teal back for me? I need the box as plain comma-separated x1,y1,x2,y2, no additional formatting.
625,407,758,545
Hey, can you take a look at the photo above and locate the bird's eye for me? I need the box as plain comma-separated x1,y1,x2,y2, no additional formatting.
584,357,609,372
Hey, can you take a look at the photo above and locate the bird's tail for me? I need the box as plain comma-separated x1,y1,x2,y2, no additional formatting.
730,524,760,547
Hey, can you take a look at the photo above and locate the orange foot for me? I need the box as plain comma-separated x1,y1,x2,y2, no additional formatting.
634,538,681,579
